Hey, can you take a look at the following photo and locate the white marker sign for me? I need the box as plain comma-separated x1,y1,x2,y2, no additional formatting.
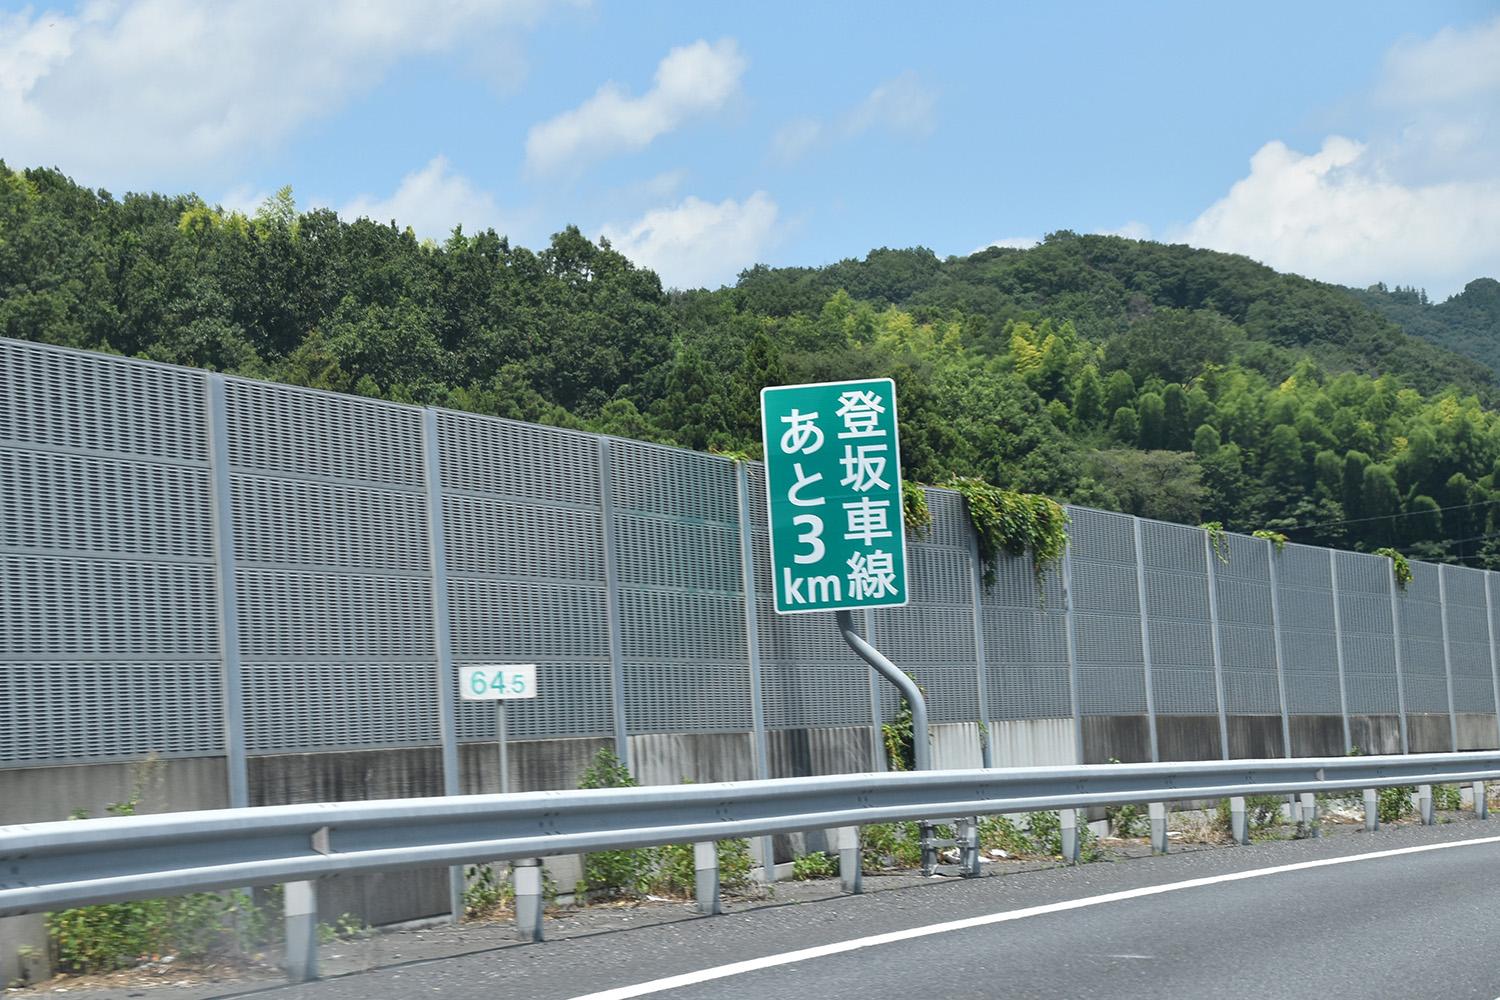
460,664,537,700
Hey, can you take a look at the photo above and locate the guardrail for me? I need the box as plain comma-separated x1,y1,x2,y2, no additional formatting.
5,751,1499,981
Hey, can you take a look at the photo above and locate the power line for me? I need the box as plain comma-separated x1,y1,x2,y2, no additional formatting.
1289,496,1500,533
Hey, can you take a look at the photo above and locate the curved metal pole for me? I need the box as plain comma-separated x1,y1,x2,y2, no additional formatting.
838,609,931,771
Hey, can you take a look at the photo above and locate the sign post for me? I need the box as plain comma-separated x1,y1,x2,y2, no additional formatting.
459,665,537,794
759,379,929,771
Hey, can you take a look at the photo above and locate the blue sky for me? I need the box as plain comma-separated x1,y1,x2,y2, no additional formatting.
2,1,1498,295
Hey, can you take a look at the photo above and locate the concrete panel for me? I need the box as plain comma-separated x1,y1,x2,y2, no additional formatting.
1457,714,1500,751
931,723,983,769
629,733,757,786
0,914,49,987
1227,715,1285,760
1080,715,1151,764
0,756,228,825
0,758,228,984
460,736,613,794
1156,715,1225,762
989,719,1079,766
1289,715,1347,757
1406,714,1454,754
768,727,872,779
767,727,872,863
249,748,451,926
1348,714,1402,756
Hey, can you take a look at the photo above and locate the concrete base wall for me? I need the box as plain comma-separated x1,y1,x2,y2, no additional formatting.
1227,715,1285,759
989,719,1079,766
768,726,873,778
1349,715,1403,755
1157,715,1225,762
0,756,230,985
1407,714,1454,753
1290,715,1347,757
1080,715,1152,763
1457,714,1500,751
629,733,758,786
931,723,984,769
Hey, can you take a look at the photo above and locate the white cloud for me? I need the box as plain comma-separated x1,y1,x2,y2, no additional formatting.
0,0,555,184
1379,15,1500,106
1102,221,1152,240
971,236,1039,254
1170,17,1500,297
772,71,936,164
340,156,503,239
1173,136,1500,297
600,191,778,290
525,38,745,175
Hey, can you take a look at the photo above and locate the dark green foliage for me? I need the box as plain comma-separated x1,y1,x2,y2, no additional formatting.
5,164,1500,564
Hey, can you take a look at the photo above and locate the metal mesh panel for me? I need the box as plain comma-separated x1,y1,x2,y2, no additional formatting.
611,444,751,733
1214,533,1280,714
225,380,437,753
0,450,215,559
1336,550,1399,715
983,550,1070,720
437,411,600,505
753,524,871,729
1140,520,1217,715
1,339,209,463
1067,507,1147,714
224,379,423,487
0,662,223,762
0,341,222,764
1397,561,1449,713
242,662,439,751
608,439,737,522
869,492,979,724
435,414,613,740
1276,543,1342,714
1445,566,1495,714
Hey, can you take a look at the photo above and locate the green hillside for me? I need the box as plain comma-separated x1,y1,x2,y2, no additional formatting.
6,162,1500,566
1351,278,1500,379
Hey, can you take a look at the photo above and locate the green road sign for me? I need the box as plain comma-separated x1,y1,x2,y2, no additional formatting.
760,378,908,614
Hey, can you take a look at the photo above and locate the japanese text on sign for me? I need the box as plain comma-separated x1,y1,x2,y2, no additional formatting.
760,378,908,614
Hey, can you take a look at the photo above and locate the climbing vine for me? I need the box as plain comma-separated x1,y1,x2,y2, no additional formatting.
1199,521,1230,564
1252,529,1288,553
942,477,1068,585
1373,547,1413,588
901,479,932,538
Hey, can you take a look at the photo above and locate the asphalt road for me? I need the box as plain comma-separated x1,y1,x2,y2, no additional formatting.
269,821,1500,1000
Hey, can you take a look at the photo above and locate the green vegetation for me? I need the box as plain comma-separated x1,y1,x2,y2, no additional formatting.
1373,547,1414,588
573,749,751,900
6,165,1500,564
791,852,837,880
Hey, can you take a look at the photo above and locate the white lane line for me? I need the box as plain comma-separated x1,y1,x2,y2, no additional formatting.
566,833,1500,1000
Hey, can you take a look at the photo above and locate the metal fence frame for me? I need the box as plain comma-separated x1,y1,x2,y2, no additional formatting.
5,336,1500,793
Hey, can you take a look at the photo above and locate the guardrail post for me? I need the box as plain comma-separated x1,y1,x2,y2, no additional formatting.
1230,796,1249,845
837,826,862,894
513,859,544,942
1474,781,1488,820
1419,785,1434,825
1300,792,1320,838
283,880,318,983
1149,802,1168,853
958,817,981,878
1363,789,1379,832
1060,808,1080,863
694,842,720,915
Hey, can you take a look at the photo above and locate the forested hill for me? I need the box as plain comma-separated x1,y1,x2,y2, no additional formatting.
5,161,1500,567
1351,278,1500,380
